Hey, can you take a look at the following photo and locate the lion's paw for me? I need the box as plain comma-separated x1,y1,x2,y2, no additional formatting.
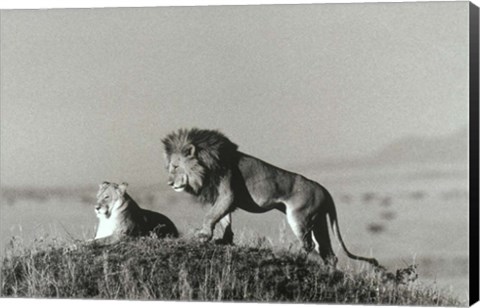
195,230,212,242
214,238,234,245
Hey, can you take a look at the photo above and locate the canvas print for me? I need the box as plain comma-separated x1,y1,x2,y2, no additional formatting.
0,1,478,306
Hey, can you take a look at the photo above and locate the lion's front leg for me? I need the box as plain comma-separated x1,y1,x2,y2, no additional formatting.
196,183,234,243
214,213,234,245
89,234,122,246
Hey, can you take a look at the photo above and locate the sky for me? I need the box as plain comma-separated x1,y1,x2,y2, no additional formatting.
0,2,470,188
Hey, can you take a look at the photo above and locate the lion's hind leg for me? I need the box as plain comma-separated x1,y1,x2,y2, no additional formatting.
312,214,338,267
285,208,314,252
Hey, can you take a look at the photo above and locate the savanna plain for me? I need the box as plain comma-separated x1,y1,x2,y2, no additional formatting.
0,160,469,305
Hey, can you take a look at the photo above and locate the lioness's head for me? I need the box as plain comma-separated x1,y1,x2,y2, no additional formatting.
162,128,238,200
95,181,128,218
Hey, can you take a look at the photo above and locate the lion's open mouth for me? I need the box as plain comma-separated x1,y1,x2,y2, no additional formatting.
172,185,186,192
95,210,107,217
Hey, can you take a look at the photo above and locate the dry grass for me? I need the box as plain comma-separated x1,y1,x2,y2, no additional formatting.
0,236,461,305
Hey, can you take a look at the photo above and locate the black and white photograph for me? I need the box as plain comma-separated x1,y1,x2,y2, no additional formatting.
0,0,478,306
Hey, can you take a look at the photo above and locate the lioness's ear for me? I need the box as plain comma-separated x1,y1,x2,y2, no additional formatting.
118,182,128,195
183,144,196,158
99,181,109,189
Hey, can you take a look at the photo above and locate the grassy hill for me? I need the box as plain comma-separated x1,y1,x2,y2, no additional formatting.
0,237,461,305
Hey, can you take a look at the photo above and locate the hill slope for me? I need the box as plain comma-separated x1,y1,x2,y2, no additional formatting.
1,237,461,305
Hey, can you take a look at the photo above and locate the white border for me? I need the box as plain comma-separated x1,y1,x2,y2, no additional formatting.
0,0,478,307
0,0,477,10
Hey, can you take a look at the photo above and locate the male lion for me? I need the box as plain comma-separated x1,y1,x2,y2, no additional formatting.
94,181,178,244
162,128,379,267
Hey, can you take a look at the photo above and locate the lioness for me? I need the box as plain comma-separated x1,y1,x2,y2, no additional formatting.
94,181,178,244
162,128,379,267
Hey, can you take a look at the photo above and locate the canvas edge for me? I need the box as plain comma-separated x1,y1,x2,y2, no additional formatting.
469,1,480,306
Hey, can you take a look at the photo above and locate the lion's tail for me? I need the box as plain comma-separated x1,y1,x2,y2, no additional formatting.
326,192,380,267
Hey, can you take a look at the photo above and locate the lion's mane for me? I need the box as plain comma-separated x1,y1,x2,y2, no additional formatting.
162,128,239,204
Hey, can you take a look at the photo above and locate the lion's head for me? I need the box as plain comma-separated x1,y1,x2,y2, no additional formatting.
162,128,238,204
95,181,128,218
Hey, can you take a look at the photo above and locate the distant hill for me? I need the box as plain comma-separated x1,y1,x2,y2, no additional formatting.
370,127,469,164
296,127,469,171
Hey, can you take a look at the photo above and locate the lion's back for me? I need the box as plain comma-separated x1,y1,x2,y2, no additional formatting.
237,153,299,199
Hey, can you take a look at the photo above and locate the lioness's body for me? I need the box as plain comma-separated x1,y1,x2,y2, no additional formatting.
95,182,178,243
162,128,379,267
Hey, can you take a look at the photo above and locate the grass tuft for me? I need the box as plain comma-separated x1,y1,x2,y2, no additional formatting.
0,236,461,305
